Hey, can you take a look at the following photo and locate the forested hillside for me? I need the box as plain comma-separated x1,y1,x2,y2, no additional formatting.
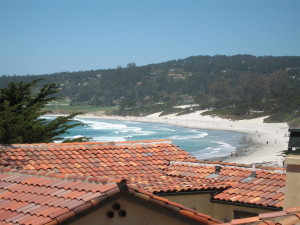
1,55,300,124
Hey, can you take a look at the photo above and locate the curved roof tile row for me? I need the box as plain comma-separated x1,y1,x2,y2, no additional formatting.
167,161,285,208
219,207,300,225
0,167,220,225
0,140,287,209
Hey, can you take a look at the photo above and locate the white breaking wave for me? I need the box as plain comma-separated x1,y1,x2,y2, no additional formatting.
66,135,83,139
77,119,127,130
92,136,127,142
192,141,236,159
44,116,245,160
170,132,208,140
161,127,176,132
77,119,156,136
213,141,235,152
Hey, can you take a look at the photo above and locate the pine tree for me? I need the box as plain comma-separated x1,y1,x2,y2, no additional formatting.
0,79,86,144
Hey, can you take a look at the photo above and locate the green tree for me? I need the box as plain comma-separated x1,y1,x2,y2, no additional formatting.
126,62,137,68
0,79,85,144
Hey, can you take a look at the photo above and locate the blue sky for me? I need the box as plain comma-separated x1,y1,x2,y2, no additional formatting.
0,0,299,75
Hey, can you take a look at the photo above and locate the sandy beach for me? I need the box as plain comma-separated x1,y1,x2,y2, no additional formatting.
77,110,289,167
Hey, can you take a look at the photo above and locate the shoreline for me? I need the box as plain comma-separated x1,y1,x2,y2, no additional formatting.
47,111,290,166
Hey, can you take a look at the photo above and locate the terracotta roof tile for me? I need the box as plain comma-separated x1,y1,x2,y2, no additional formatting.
222,208,300,225
231,216,260,224
1,140,196,178
0,169,118,224
0,167,220,225
286,207,300,213
0,140,287,210
167,161,286,209
128,186,221,224
259,211,288,219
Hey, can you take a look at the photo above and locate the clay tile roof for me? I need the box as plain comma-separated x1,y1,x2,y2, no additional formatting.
219,208,300,225
0,168,117,224
124,182,221,225
127,175,229,194
166,161,286,209
0,140,196,177
0,140,287,209
0,140,228,195
0,169,220,225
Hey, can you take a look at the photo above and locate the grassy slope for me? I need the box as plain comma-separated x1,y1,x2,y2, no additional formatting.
45,100,118,114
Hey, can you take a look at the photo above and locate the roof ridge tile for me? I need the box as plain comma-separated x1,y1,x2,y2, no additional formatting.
2,139,173,148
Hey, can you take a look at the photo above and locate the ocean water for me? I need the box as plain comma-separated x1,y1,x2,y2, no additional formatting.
45,117,247,160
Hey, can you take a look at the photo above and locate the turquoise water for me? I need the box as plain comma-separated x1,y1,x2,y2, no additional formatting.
46,117,247,160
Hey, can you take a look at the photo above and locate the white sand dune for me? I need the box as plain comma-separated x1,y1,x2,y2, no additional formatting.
77,111,289,167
